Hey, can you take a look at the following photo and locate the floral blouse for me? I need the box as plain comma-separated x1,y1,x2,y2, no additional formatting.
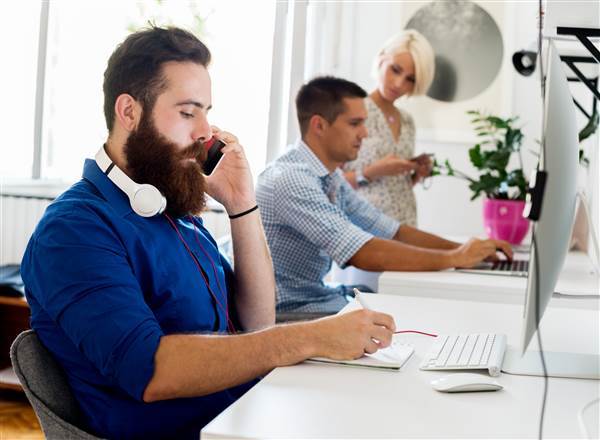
344,96,417,226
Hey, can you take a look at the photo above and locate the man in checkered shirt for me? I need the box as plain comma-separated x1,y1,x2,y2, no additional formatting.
256,76,512,313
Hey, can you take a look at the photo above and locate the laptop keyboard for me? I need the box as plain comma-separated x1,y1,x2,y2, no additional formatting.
491,259,529,273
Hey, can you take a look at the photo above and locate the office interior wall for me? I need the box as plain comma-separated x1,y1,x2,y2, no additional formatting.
0,191,229,265
0,196,51,265
305,1,599,239
545,1,600,246
4,2,597,252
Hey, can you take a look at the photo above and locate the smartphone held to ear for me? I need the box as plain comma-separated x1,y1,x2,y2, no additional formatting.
203,137,226,175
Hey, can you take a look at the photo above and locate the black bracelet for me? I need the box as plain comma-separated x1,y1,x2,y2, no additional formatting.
228,205,259,219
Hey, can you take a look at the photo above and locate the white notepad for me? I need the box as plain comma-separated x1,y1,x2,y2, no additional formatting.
307,340,414,371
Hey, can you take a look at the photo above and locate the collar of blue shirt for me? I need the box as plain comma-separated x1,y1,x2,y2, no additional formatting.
82,158,134,218
296,139,343,203
296,138,332,178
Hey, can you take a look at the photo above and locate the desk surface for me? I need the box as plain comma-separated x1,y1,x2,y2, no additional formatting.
202,294,599,439
379,251,599,305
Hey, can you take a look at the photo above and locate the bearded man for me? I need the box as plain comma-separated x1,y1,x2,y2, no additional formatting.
20,26,396,440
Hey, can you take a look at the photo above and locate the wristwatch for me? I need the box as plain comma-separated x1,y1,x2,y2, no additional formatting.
355,168,370,187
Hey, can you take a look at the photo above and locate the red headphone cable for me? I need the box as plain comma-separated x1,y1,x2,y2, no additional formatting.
394,330,437,337
164,214,236,333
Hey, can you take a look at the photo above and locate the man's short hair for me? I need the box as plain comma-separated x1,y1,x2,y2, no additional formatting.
103,26,211,132
296,76,367,136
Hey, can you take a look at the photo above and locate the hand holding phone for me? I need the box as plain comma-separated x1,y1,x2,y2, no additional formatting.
202,128,257,216
410,153,434,178
409,153,434,164
202,137,226,175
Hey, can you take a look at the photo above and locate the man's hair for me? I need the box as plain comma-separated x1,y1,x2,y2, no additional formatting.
295,76,367,136
103,26,211,132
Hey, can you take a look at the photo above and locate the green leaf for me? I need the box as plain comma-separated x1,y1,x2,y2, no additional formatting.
486,116,509,129
504,127,524,152
502,169,528,200
469,145,484,168
579,149,590,167
444,159,455,176
482,149,511,171
449,110,531,200
578,107,599,142
469,173,503,196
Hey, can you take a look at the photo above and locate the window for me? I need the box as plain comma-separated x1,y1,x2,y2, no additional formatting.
0,2,41,179
4,0,276,183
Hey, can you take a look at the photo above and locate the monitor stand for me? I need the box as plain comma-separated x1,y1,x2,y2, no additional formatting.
502,347,600,380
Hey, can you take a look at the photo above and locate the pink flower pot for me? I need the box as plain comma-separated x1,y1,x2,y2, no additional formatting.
482,198,530,245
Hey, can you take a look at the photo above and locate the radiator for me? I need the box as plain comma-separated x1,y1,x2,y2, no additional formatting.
0,194,231,266
0,196,52,265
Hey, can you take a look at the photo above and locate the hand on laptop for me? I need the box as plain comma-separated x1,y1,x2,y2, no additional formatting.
308,309,396,360
486,240,513,263
453,238,513,268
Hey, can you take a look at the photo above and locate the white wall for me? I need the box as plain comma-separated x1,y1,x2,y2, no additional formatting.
303,1,599,240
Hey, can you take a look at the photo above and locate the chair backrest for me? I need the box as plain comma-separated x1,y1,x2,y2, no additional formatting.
275,311,334,323
10,330,103,440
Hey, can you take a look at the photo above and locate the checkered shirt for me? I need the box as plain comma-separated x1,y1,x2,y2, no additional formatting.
256,139,401,313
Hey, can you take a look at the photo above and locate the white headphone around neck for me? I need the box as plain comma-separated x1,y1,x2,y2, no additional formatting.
95,146,166,217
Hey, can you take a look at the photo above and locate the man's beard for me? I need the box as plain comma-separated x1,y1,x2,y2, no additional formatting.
124,113,208,218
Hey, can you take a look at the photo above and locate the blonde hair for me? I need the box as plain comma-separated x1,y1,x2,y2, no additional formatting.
372,29,435,97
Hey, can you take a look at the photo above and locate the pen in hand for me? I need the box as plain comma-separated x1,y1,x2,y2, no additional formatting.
353,288,370,310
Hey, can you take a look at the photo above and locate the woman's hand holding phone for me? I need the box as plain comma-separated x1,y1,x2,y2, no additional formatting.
366,154,417,179
410,153,434,179
203,126,257,215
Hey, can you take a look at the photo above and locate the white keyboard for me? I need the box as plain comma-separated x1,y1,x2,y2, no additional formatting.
420,333,507,377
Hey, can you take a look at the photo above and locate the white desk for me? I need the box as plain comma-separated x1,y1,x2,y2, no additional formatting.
379,251,599,306
202,294,599,439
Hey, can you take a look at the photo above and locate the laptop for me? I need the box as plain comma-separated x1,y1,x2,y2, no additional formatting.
457,258,529,277
457,241,531,277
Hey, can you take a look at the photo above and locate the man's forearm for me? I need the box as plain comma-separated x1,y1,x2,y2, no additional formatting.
143,324,316,402
230,209,276,331
348,237,456,272
142,309,397,402
394,224,460,250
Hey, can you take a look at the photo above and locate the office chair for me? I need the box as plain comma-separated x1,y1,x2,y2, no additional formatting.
10,330,105,440
275,311,334,322
214,235,334,323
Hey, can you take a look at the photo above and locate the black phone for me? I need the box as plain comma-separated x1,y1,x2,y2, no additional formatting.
409,153,435,177
409,153,434,163
203,138,226,175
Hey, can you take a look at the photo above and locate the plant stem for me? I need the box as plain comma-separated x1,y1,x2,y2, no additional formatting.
441,166,476,183
518,148,524,175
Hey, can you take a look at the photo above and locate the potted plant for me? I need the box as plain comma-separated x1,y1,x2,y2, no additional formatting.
432,110,530,245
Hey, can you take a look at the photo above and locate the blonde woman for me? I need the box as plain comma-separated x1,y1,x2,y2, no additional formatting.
344,29,435,227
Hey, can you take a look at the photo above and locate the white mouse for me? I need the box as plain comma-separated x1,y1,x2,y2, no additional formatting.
430,373,503,393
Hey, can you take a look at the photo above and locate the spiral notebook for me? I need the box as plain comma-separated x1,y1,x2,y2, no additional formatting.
307,340,414,371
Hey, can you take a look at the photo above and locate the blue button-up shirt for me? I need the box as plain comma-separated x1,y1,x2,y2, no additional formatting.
21,159,255,440
256,140,400,313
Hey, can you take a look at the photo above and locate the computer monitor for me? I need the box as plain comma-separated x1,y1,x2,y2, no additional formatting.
521,41,578,353
502,41,599,379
